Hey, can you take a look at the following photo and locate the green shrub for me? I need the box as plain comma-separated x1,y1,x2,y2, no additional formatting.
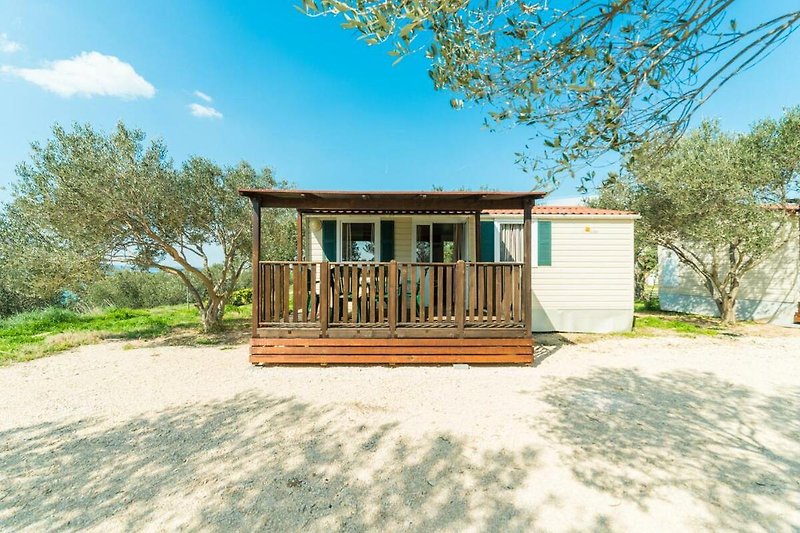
0,284,60,318
634,297,661,312
83,270,188,309
230,288,253,307
236,269,252,291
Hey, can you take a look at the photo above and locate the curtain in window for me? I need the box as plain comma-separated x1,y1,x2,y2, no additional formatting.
499,223,523,262
343,223,352,260
454,223,463,260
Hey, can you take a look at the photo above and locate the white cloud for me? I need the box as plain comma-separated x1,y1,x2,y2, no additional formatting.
0,33,22,53
188,103,223,119
1,51,155,98
193,90,212,102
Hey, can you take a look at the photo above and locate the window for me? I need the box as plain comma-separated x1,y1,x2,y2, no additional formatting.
499,223,523,262
415,223,464,262
341,222,375,261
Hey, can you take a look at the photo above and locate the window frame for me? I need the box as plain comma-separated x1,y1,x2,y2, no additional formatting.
495,221,525,263
489,217,542,266
414,222,433,263
411,216,471,263
336,217,381,262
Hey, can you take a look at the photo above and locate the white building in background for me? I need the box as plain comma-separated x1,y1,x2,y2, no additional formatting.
659,207,800,325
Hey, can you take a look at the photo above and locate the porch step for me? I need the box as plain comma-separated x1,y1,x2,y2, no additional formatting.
250,337,533,365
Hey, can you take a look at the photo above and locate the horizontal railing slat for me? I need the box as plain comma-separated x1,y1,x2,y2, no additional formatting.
256,260,527,333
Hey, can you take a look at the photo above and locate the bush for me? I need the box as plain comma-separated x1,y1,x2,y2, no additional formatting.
236,269,252,292
2,266,254,318
229,288,252,307
82,270,188,309
634,297,661,312
0,284,60,318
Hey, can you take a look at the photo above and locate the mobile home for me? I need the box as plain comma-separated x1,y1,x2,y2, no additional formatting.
241,189,637,364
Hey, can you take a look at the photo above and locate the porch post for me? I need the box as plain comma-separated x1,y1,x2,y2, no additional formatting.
473,211,481,261
320,261,329,338
388,260,398,337
251,196,262,337
455,260,466,337
296,210,303,261
522,199,533,335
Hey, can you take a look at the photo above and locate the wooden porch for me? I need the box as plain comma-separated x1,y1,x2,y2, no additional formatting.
252,260,531,363
241,189,546,364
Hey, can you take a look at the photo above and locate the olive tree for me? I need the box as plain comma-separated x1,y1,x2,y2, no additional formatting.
603,111,800,323
302,0,800,187
9,122,295,330
0,206,78,316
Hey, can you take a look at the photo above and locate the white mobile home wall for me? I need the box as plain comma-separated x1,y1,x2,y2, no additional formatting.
306,213,636,333
486,214,636,333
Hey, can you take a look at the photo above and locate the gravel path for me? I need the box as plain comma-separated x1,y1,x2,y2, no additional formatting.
1,333,799,532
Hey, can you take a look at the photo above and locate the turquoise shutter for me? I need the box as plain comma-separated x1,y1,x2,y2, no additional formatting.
380,220,395,261
321,220,337,261
480,221,495,262
537,220,552,266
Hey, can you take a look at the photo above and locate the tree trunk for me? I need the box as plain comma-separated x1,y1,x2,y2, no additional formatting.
716,295,737,324
634,272,646,301
200,295,226,332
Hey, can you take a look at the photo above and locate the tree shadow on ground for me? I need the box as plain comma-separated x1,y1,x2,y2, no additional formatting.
540,368,800,531
141,320,250,349
533,333,574,367
0,392,540,531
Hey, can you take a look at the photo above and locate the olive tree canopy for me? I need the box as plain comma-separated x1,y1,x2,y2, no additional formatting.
8,122,295,330
303,0,800,187
599,110,800,323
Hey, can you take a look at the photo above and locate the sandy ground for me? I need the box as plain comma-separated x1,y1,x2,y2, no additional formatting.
1,333,799,533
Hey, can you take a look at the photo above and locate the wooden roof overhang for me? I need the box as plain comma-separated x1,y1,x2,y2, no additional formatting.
243,189,541,342
239,189,547,213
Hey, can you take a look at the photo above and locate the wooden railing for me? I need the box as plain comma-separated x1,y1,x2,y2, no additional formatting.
256,261,527,334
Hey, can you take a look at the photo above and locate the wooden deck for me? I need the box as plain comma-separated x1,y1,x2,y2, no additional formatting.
251,261,533,364
250,338,532,364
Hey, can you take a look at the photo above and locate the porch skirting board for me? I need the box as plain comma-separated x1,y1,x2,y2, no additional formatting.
531,308,634,333
250,337,533,365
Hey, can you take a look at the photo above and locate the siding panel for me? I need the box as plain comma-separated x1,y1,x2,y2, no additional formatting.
527,217,635,331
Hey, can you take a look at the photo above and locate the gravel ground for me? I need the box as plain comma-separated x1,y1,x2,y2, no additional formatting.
1,333,799,532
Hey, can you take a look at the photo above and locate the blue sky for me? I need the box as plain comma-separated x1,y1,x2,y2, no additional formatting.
0,0,799,206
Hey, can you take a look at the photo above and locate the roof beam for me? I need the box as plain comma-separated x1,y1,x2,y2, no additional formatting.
239,189,546,211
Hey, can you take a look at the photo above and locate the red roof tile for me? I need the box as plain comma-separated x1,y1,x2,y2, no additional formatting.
484,206,637,216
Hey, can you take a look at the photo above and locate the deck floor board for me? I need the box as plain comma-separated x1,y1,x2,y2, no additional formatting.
250,337,534,365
